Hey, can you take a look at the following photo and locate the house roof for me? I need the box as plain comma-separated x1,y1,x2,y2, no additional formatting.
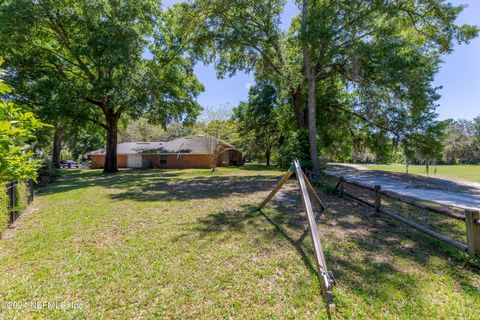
87,135,238,156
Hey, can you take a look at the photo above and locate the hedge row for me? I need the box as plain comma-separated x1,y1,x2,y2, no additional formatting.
1,181,31,236
0,189,7,235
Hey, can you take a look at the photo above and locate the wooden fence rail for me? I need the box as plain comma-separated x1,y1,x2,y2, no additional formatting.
315,172,480,257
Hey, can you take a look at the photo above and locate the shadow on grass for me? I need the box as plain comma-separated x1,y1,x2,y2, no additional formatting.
237,163,282,172
38,169,282,202
192,185,480,309
340,182,469,244
193,201,321,278
42,167,479,305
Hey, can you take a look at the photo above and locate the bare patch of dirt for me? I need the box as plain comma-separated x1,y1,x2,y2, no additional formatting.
1,202,39,240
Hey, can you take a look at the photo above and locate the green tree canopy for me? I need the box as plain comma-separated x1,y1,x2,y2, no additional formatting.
233,81,280,165
0,0,204,172
194,0,477,172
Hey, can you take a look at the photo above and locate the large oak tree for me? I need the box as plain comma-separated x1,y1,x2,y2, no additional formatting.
298,0,477,172
193,0,477,173
0,0,203,172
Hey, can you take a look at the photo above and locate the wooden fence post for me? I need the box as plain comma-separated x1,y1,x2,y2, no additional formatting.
465,209,480,257
374,185,381,215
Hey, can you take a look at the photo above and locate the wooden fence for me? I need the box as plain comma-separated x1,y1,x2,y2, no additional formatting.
314,173,480,257
5,180,34,224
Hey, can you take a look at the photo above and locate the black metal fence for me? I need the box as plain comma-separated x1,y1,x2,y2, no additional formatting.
5,179,34,224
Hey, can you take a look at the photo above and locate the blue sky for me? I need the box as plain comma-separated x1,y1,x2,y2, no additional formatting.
166,0,480,121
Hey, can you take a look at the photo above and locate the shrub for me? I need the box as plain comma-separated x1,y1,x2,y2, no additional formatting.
278,129,312,170
36,161,60,187
1,58,48,183
15,181,29,213
0,189,8,235
319,179,338,195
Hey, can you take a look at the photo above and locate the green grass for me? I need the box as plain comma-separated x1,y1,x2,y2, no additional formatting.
361,164,480,183
0,164,478,318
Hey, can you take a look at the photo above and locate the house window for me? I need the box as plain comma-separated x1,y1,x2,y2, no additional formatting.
160,155,167,164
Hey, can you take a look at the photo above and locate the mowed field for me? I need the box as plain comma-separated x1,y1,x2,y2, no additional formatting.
361,164,480,183
0,166,479,319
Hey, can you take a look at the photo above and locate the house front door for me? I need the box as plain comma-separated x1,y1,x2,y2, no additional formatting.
127,155,142,168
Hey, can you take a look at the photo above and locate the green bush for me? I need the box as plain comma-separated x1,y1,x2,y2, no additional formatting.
0,181,31,235
0,189,8,235
15,181,29,213
319,179,338,195
36,161,60,187
278,129,312,170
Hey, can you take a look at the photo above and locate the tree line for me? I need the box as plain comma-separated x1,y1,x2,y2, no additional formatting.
0,0,478,177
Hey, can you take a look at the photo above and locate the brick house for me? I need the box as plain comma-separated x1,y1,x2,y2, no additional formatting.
87,135,243,169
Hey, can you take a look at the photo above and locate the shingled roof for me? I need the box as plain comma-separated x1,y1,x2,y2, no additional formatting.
87,135,238,156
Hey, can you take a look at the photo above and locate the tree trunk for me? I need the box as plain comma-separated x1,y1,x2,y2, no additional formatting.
301,0,319,174
52,126,63,168
305,68,319,173
292,86,306,129
266,150,271,166
104,111,119,173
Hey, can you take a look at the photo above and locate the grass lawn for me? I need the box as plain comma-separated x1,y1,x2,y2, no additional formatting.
360,164,480,183
0,165,479,318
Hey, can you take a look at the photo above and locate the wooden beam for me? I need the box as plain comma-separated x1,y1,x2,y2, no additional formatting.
293,160,335,311
342,191,374,208
301,170,326,210
257,165,294,210
381,190,465,221
257,160,334,312
378,207,468,251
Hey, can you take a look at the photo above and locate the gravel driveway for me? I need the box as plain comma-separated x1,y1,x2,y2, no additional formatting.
324,164,480,210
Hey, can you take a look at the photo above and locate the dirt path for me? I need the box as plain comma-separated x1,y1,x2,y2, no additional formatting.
325,164,480,210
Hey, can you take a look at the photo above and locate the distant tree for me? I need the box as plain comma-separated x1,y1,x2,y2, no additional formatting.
118,118,168,143
367,130,394,164
198,134,224,172
197,105,233,123
443,119,479,164
474,116,480,150
65,123,105,161
194,119,239,146
0,0,203,173
164,122,194,141
233,82,280,165
402,138,416,173
414,121,448,175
